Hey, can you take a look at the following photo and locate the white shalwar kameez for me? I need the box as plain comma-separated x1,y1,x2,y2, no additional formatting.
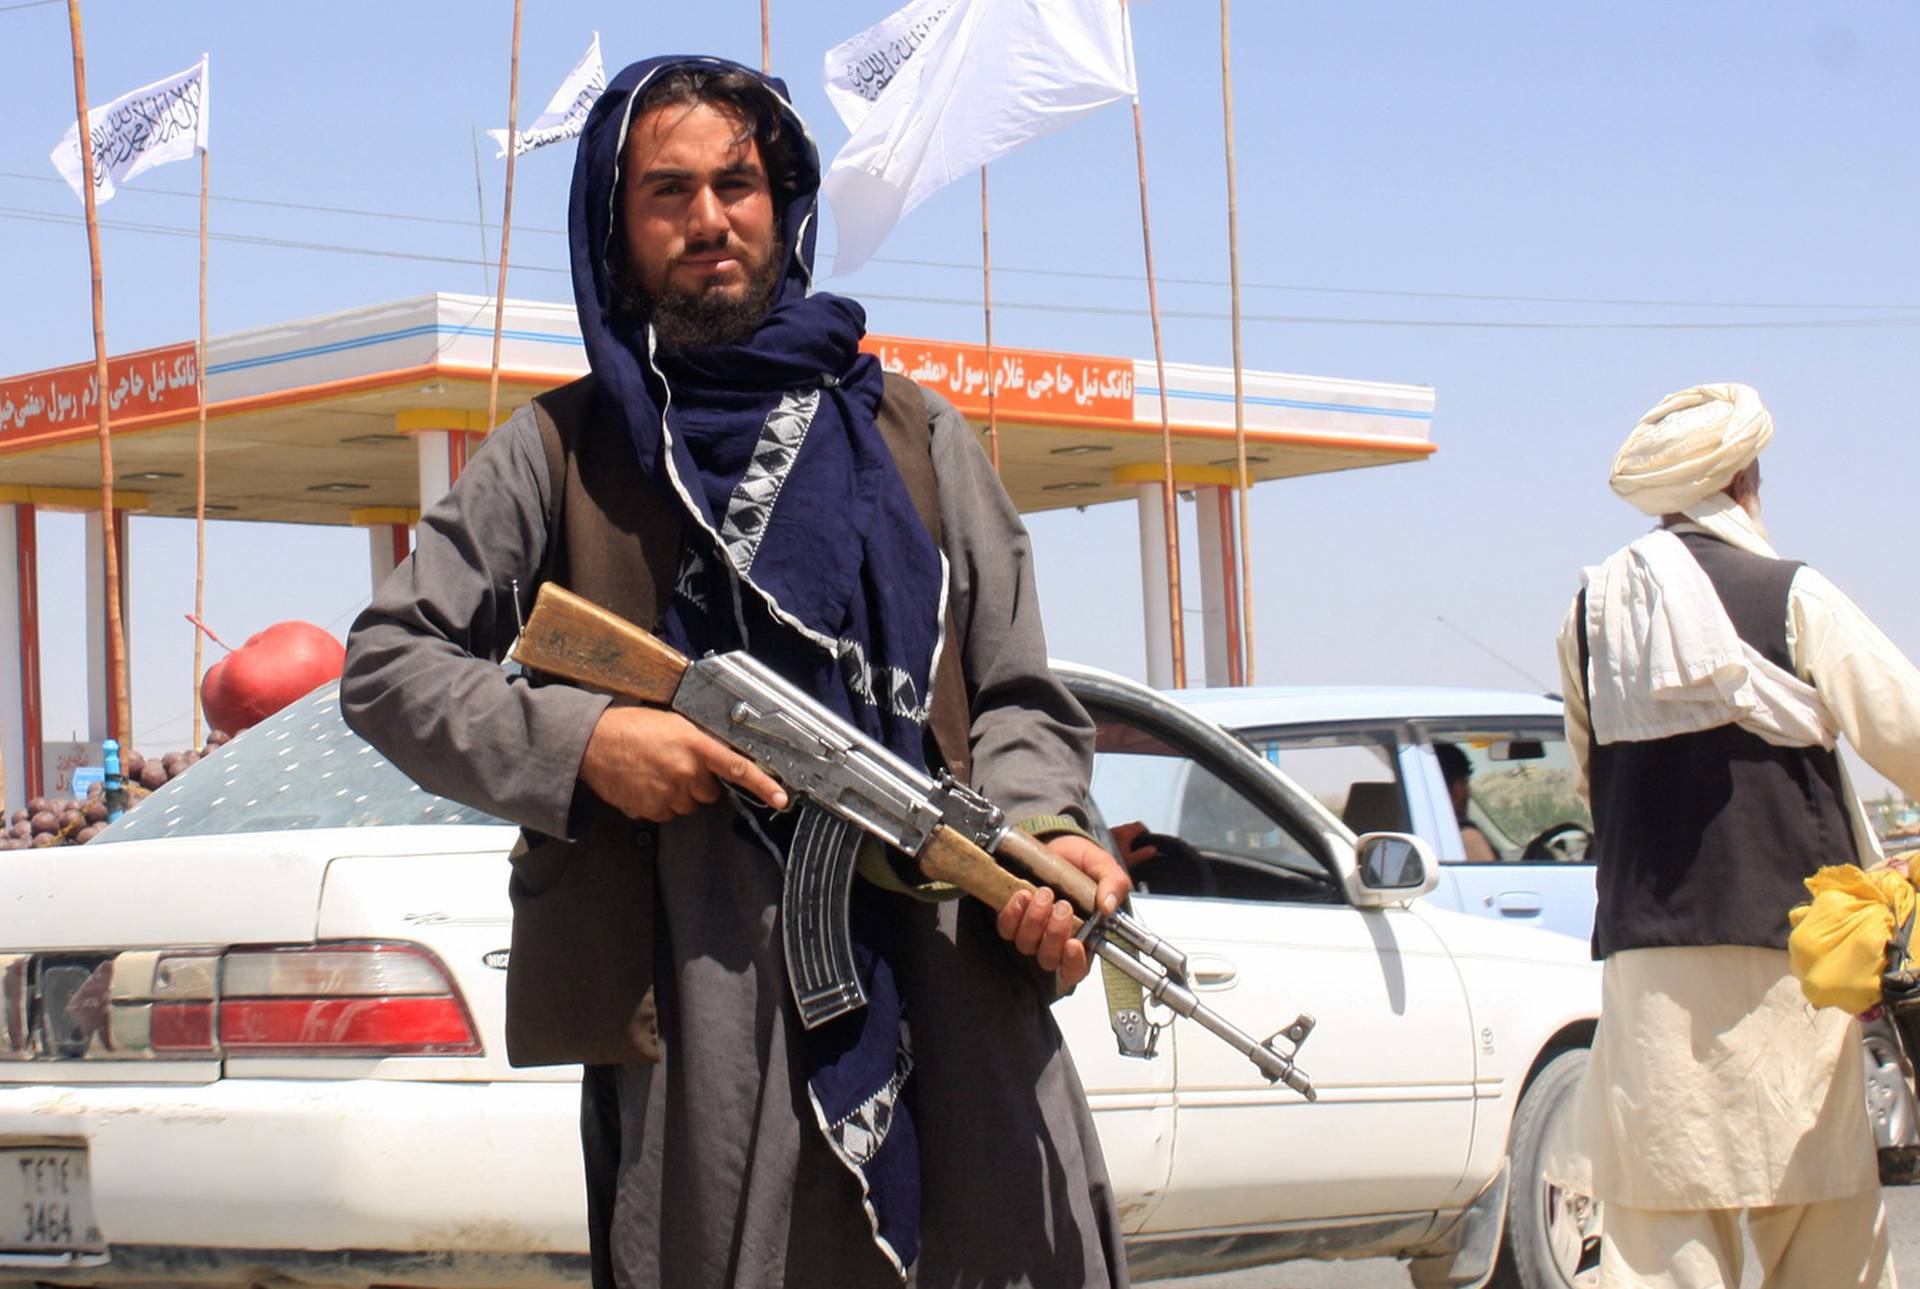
1554,434,1920,1287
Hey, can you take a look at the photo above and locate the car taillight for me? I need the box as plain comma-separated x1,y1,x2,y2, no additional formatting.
218,943,481,1057
148,951,218,1055
0,955,28,1058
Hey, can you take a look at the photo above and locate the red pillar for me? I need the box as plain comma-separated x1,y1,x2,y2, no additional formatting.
1217,486,1243,686
16,505,43,800
448,430,483,486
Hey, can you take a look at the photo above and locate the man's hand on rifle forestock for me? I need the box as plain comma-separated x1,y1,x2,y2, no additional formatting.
996,834,1132,989
581,705,790,822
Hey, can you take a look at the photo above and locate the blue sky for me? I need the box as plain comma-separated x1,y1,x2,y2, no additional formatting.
3,1,1917,794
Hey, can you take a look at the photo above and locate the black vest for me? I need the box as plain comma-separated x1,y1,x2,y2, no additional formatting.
1580,530,1856,959
502,373,973,1067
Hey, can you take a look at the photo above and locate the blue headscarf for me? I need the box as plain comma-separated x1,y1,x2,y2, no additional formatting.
569,56,943,1274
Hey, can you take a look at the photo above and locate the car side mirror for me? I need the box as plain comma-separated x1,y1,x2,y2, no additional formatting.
1348,832,1440,907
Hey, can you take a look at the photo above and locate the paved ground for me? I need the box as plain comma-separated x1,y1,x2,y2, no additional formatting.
1152,1185,1920,1287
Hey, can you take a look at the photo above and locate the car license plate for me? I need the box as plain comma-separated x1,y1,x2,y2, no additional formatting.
0,1145,104,1258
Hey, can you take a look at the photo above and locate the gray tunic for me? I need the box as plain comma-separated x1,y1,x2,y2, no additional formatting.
342,389,1129,1289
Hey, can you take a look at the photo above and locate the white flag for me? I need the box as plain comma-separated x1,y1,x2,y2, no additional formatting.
488,33,606,159
823,0,963,132
51,55,209,204
821,0,1135,275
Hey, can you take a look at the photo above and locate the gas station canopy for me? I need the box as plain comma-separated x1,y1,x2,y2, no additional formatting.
0,293,1435,521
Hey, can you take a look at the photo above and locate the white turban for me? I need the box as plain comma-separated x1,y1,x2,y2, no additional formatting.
1608,382,1774,517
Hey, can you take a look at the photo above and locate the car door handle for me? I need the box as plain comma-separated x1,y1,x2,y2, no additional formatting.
1486,891,1543,916
1188,956,1239,990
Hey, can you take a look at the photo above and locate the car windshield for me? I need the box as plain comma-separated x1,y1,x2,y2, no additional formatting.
90,684,507,842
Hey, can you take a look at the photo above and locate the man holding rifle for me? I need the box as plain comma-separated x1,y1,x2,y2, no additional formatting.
342,53,1131,1289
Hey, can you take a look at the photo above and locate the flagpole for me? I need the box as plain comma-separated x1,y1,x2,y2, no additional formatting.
192,143,208,747
470,129,494,295
1219,0,1253,686
64,0,131,745
486,0,524,436
1121,1,1186,689
761,1,771,74
981,168,1000,473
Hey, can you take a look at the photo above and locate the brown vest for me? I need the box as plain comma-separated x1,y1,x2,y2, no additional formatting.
503,372,971,1067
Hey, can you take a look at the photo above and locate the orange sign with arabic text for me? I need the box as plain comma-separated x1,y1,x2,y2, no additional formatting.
0,342,200,447
862,334,1135,423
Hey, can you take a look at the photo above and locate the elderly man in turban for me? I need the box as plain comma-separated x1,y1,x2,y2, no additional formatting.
1554,383,1920,1288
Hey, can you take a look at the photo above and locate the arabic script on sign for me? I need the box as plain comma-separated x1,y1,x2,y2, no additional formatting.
860,335,1134,422
0,343,199,444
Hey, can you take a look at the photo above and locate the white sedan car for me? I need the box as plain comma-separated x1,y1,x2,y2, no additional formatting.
1,666,1602,1289
1170,685,1595,943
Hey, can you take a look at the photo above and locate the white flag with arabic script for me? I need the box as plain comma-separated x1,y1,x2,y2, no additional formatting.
821,0,1134,275
823,0,963,132
488,33,606,158
51,55,208,204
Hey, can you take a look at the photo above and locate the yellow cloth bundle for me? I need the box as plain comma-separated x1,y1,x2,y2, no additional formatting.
1788,864,1917,1014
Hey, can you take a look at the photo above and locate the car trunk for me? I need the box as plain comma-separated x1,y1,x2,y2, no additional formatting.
0,826,554,1084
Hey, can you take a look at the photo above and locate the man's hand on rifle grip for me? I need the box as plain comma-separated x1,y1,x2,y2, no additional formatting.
995,834,1132,989
580,705,790,822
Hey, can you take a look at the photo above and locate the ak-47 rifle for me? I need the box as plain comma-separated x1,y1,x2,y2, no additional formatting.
511,582,1317,1099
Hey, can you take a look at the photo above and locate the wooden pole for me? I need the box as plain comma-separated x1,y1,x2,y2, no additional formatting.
1123,2,1186,689
1219,0,1253,686
470,128,494,295
192,145,208,746
981,168,1000,473
486,0,524,436
761,0,772,74
64,0,131,745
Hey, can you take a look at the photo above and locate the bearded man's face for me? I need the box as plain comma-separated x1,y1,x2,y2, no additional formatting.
615,100,783,348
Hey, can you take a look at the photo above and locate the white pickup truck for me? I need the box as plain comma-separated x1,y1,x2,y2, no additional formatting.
1,666,1602,1289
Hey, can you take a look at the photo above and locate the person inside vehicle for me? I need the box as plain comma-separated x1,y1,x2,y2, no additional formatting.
1108,819,1203,880
1435,741,1498,862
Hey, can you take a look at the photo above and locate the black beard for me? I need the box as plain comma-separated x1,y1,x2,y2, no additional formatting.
611,235,785,351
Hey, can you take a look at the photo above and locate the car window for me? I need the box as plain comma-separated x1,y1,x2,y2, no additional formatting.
1243,727,1408,836
1085,709,1339,904
1421,725,1592,863
91,684,507,842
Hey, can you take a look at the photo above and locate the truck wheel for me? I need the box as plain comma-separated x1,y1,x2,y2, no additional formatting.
1489,1048,1600,1289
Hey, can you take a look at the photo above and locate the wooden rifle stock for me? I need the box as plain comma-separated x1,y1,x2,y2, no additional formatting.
921,826,1102,922
992,826,1102,915
511,583,689,705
